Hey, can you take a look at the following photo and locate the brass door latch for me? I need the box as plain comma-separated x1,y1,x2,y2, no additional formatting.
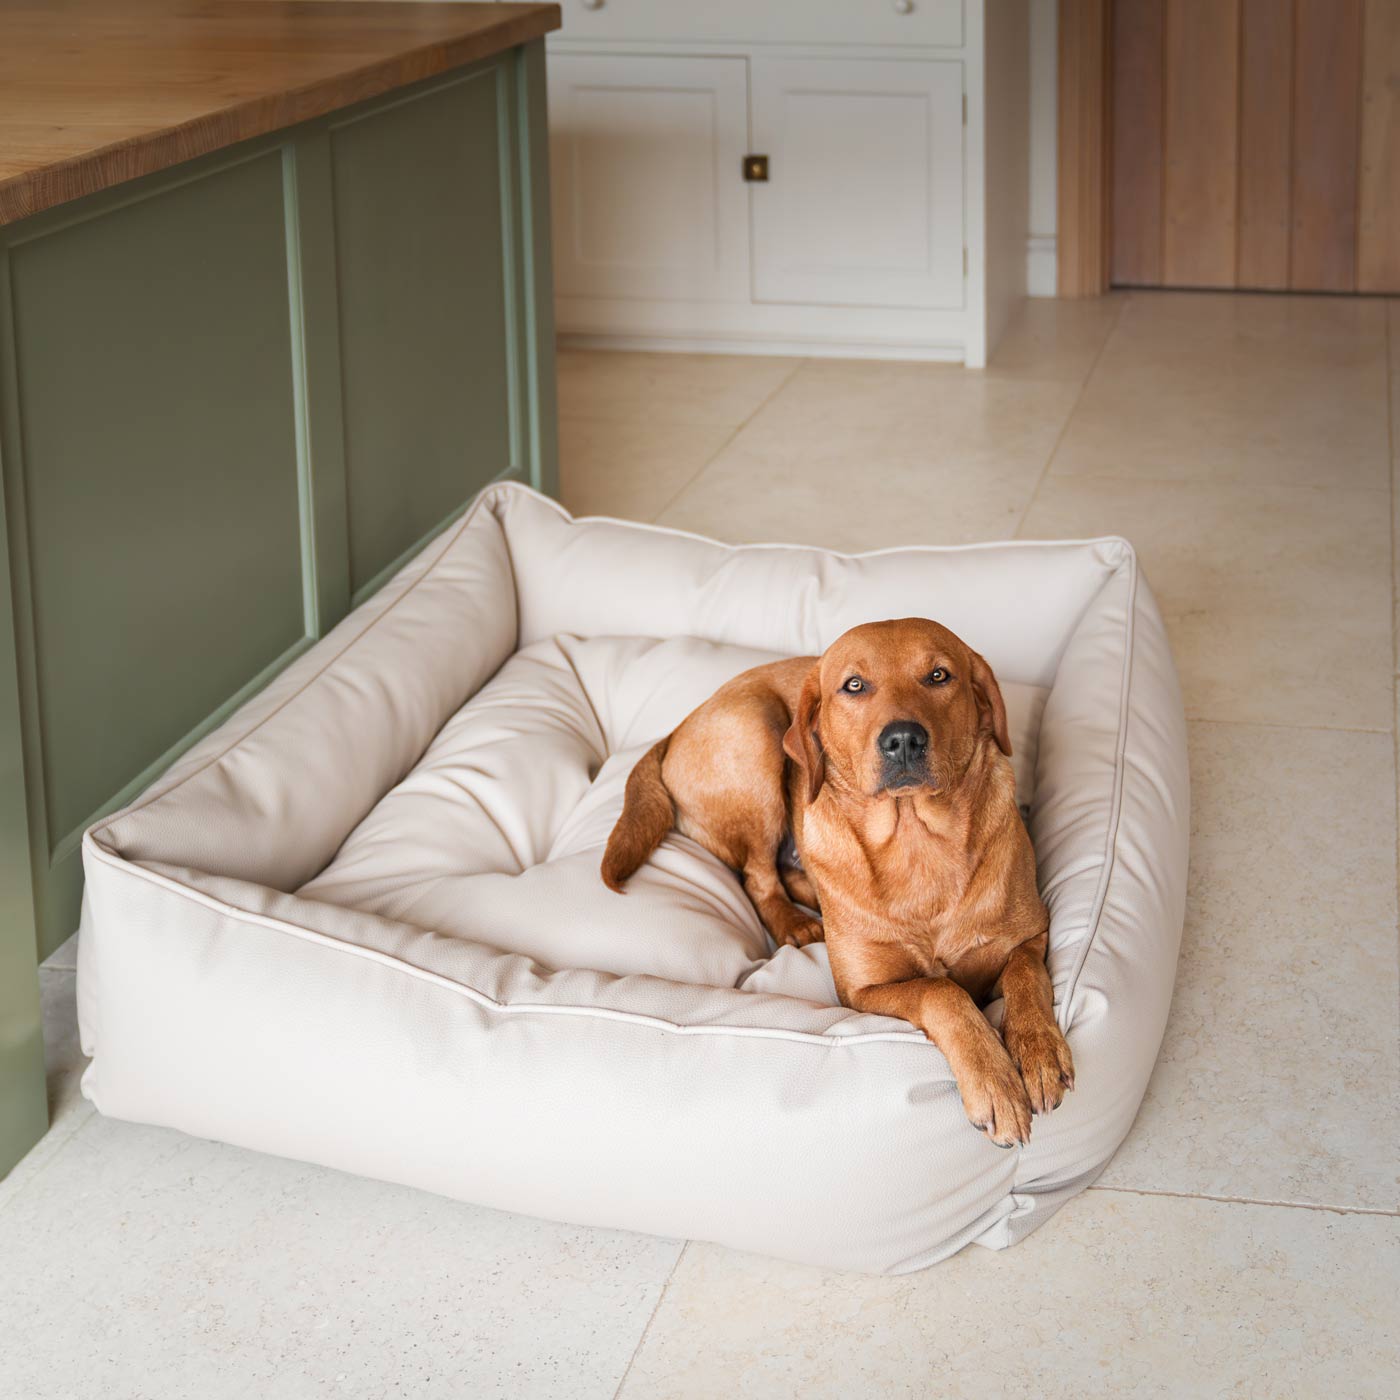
742,154,769,182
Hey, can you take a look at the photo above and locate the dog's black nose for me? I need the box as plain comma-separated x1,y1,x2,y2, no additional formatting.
878,720,929,765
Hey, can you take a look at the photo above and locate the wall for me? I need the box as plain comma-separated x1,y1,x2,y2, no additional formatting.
1027,0,1058,295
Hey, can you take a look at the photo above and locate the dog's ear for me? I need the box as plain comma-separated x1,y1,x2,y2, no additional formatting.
782,665,826,803
970,650,1012,757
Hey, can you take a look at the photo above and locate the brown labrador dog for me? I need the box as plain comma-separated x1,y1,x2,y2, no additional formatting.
601,617,1073,1147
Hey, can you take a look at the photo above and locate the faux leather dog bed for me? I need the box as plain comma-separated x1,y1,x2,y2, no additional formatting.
77,483,1188,1274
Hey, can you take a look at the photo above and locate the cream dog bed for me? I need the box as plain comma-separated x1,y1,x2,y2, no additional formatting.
77,483,1188,1274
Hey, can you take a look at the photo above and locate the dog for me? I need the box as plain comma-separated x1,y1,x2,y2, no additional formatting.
601,617,1074,1147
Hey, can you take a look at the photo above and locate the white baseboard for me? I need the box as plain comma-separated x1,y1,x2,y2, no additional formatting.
555,295,974,364
557,332,966,363
1026,236,1057,298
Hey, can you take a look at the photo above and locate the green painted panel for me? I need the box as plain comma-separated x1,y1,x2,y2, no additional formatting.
330,67,515,595
0,406,48,1173
7,152,307,863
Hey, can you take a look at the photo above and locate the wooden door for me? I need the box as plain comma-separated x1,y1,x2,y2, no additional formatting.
1110,0,1400,292
546,54,752,304
749,57,966,310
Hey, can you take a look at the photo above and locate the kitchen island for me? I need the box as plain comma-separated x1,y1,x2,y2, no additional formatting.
0,0,561,1174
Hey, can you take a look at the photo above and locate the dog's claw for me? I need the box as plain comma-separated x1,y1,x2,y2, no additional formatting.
962,1063,1033,1148
1005,1020,1075,1116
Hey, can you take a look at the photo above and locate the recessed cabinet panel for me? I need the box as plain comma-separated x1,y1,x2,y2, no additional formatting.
330,70,514,596
548,54,751,302
6,152,306,857
750,58,965,310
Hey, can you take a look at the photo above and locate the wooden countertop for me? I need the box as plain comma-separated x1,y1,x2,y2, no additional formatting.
0,0,561,226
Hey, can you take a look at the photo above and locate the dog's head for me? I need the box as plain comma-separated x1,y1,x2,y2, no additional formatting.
782,618,1010,804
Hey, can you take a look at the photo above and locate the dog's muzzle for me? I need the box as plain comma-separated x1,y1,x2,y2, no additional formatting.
877,720,931,790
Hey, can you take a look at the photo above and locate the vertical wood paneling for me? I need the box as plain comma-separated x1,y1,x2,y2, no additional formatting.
1291,0,1363,291
1236,0,1293,288
1110,0,1164,285
1162,0,1240,287
1057,0,1112,297
1108,0,1399,295
1358,0,1400,292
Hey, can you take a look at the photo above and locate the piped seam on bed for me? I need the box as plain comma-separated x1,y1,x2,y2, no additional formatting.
84,834,966,1058
1056,550,1139,1028
509,484,1137,568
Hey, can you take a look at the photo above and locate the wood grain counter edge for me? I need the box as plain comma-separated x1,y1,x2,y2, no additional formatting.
0,3,561,227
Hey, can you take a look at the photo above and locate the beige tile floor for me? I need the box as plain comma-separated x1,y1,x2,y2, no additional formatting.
7,292,1400,1398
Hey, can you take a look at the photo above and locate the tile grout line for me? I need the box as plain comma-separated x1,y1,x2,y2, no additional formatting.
1011,295,1131,540
1391,303,1398,673
1389,301,1400,1145
611,1240,689,1399
1044,472,1390,500
0,1108,99,1222
1090,1183,1400,1220
645,359,809,525
1186,715,1393,737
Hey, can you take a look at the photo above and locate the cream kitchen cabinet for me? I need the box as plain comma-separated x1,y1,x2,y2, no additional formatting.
547,1,1029,366
749,57,965,311
548,54,751,305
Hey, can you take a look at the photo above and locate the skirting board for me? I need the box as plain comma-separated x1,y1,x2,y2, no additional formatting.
556,333,966,363
554,294,983,365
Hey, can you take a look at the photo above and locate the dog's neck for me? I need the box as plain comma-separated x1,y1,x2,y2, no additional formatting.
804,741,1024,937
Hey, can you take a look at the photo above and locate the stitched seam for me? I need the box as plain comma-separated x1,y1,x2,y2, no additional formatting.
85,838,941,1056
550,637,613,769
532,484,1136,563
1056,549,1140,1024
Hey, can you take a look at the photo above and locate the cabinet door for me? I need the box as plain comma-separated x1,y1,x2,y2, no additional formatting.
548,53,750,303
750,58,965,310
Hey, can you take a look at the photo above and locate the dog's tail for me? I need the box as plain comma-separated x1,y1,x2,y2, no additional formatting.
601,737,674,893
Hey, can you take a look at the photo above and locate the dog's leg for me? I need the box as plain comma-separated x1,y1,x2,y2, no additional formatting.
743,858,824,948
996,931,1075,1115
838,961,1032,1147
733,737,822,947
779,863,820,912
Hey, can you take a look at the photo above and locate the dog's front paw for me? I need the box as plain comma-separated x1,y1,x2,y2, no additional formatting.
1004,1019,1075,1116
959,1057,1033,1149
775,915,825,949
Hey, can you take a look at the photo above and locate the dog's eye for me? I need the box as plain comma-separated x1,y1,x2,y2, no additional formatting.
841,677,865,694
926,668,951,686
